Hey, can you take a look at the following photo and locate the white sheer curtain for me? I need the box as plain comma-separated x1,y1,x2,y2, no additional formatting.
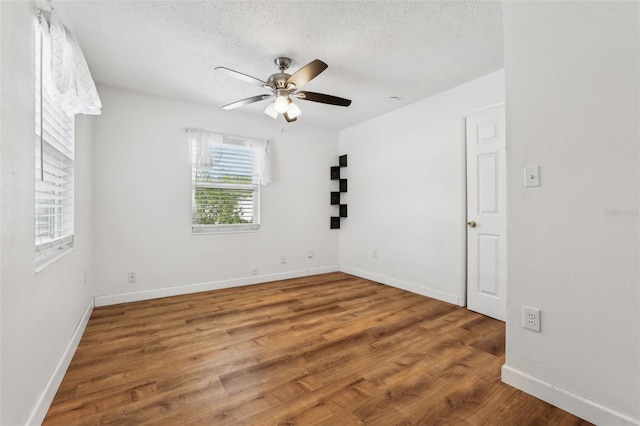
250,139,272,186
186,128,271,185
39,11,102,116
187,128,221,168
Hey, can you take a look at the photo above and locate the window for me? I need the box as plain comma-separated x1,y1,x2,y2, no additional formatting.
35,16,75,269
188,129,270,234
34,11,101,270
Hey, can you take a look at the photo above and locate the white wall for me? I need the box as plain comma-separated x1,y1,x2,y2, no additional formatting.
92,86,339,304
0,3,4,423
0,2,95,424
339,70,504,305
502,2,639,424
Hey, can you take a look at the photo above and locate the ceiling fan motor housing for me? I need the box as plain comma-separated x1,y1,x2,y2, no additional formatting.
267,72,292,89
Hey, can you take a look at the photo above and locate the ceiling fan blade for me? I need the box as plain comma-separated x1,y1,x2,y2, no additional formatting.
296,91,352,107
286,59,328,89
215,66,267,87
222,94,273,110
284,111,297,122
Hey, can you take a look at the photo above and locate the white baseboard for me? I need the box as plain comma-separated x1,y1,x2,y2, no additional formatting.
502,364,640,426
94,266,340,307
27,298,94,426
339,266,460,306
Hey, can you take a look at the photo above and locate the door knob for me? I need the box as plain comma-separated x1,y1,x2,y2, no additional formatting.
467,221,477,228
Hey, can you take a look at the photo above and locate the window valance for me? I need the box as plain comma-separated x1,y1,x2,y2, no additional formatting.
37,10,102,116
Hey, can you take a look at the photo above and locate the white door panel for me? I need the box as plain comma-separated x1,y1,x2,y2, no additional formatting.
466,105,506,321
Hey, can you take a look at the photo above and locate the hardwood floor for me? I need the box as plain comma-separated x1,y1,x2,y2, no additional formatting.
44,272,591,425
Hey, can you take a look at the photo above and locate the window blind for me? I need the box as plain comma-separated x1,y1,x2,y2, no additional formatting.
190,131,262,233
35,21,75,266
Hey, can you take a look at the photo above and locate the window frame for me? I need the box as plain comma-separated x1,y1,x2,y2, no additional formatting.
35,17,76,271
191,134,262,234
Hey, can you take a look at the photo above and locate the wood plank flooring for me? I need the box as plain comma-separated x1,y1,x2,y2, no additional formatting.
44,272,591,425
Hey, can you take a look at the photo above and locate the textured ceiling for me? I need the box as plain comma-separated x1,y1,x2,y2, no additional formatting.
52,1,504,130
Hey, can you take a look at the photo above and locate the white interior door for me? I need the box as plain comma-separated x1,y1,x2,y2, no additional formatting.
466,104,506,321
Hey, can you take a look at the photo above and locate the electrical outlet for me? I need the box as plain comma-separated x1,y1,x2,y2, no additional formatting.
128,272,137,284
280,254,286,264
307,249,314,259
523,306,541,332
373,249,378,258
251,265,258,275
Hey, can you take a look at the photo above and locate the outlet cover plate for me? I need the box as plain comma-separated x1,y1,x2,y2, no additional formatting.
523,306,541,332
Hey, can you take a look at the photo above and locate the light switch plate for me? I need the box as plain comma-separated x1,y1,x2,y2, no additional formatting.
524,166,540,187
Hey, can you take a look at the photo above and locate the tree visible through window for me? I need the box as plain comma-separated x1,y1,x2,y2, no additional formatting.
194,185,253,225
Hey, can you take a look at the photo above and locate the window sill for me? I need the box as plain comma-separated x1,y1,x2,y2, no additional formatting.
35,246,74,274
192,224,260,235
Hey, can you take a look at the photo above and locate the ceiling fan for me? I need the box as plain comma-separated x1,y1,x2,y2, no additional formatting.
215,57,352,123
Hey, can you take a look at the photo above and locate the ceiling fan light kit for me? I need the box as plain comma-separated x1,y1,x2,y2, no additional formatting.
273,92,289,114
216,57,351,123
286,100,302,119
264,102,278,119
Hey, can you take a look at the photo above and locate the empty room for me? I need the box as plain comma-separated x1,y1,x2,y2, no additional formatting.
1,1,638,425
